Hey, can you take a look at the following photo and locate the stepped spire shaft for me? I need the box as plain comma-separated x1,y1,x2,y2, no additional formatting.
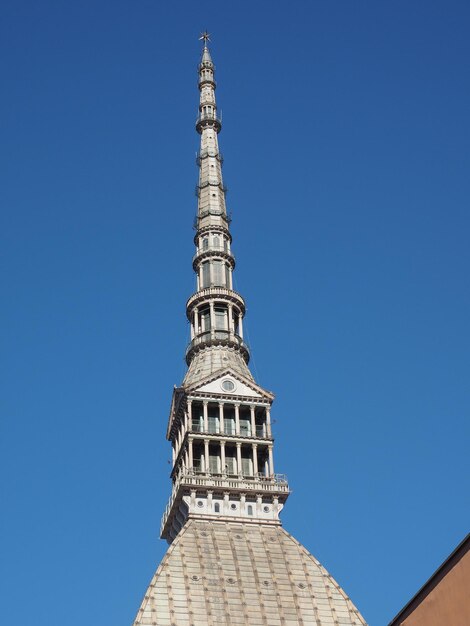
195,38,227,230
184,38,251,381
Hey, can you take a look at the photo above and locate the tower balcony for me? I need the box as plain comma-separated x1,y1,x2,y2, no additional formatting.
185,330,250,365
198,76,216,89
192,246,235,271
160,470,290,539
194,223,231,244
196,112,222,134
186,287,245,316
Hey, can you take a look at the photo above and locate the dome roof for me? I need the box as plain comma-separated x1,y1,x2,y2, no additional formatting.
133,519,367,626
183,345,253,387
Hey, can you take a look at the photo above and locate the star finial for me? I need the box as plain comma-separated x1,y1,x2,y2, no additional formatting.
199,31,211,45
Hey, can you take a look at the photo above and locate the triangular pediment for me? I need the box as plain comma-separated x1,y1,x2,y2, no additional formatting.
185,368,274,401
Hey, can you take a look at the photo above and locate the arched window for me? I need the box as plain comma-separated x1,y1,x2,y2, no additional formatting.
214,307,226,330
202,262,210,288
212,260,224,286
200,306,211,332
214,502,220,513
247,505,253,516
213,236,220,249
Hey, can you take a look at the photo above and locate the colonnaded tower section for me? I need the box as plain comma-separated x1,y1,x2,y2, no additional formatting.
132,35,368,626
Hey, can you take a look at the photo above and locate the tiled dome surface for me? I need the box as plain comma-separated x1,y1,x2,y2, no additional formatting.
133,519,367,626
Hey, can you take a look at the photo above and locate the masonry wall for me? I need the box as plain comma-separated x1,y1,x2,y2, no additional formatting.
394,545,470,626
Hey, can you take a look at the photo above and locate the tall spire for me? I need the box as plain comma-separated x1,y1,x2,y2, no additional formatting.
183,36,251,387
160,36,289,543
195,35,227,231
131,37,368,626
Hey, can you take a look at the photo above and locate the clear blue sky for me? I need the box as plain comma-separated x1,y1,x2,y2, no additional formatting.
1,2,469,625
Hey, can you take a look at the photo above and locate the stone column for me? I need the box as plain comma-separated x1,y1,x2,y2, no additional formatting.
268,445,274,476
172,443,176,464
228,303,234,333
188,438,193,469
273,495,279,515
204,439,210,473
218,403,224,434
266,406,271,438
209,301,215,333
203,401,208,433
187,399,192,431
184,413,188,435
238,313,244,339
250,405,256,437
236,442,242,477
234,404,240,436
190,313,195,339
220,440,226,474
175,431,179,457
252,443,258,476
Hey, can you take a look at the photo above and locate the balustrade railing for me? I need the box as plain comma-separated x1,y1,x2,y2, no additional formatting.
186,286,245,309
188,422,271,438
196,112,222,129
160,470,289,534
192,245,234,263
185,330,249,361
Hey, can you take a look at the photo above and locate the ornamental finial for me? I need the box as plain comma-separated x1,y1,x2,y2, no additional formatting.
199,31,211,45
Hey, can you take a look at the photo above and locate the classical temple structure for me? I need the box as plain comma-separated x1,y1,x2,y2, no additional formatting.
132,35,368,626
